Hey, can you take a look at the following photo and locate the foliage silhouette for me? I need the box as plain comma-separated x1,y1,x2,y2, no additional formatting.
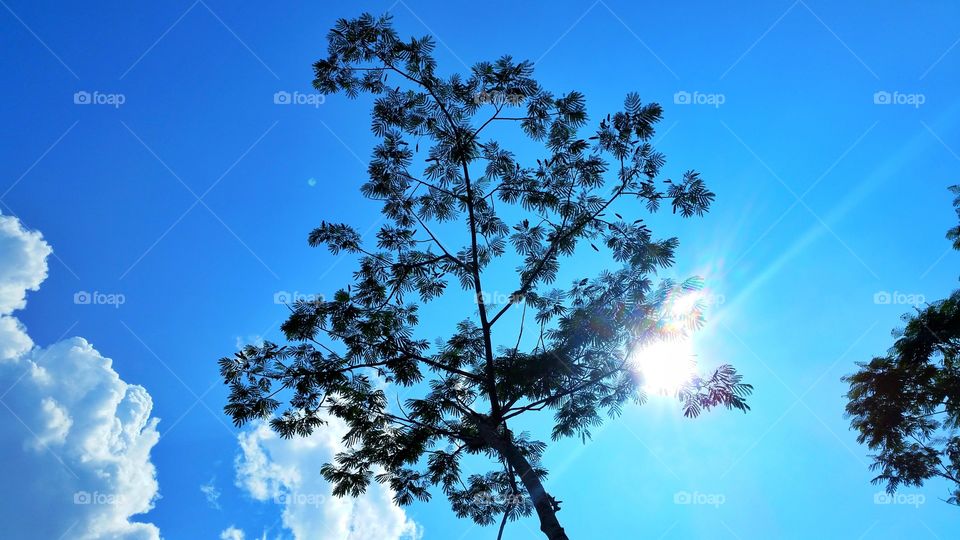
845,185,960,507
220,13,751,539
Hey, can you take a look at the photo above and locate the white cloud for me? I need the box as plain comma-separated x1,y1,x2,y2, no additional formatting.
0,214,47,363
235,419,422,540
220,526,245,540
0,213,50,315
0,212,162,540
220,526,274,540
202,478,223,509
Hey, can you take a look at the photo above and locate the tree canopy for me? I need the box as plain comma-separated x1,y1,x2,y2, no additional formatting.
845,185,960,506
219,13,751,539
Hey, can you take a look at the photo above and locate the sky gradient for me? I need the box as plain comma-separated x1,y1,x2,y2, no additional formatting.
1,1,959,539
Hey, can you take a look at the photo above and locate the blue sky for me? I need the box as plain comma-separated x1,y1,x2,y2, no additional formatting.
1,1,959,538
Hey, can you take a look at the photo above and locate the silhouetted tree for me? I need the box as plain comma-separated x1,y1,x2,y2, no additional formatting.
845,185,960,506
220,13,751,539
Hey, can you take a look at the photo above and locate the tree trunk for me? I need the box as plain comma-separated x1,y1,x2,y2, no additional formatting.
478,422,570,540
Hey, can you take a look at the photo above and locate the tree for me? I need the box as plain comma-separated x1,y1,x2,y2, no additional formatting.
219,13,752,539
845,185,960,506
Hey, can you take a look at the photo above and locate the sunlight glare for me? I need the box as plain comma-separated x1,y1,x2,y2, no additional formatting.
630,338,696,395
669,290,703,318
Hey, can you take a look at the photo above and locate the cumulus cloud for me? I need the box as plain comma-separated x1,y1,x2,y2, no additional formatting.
0,212,161,539
0,213,50,315
234,418,422,540
0,214,48,362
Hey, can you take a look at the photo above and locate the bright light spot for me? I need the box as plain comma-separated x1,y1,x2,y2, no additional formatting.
630,338,696,395
669,291,702,318
629,290,704,394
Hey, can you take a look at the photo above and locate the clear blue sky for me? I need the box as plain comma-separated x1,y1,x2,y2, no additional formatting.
2,1,959,538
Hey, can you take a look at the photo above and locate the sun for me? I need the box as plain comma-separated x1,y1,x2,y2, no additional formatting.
627,289,706,394
630,338,696,394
